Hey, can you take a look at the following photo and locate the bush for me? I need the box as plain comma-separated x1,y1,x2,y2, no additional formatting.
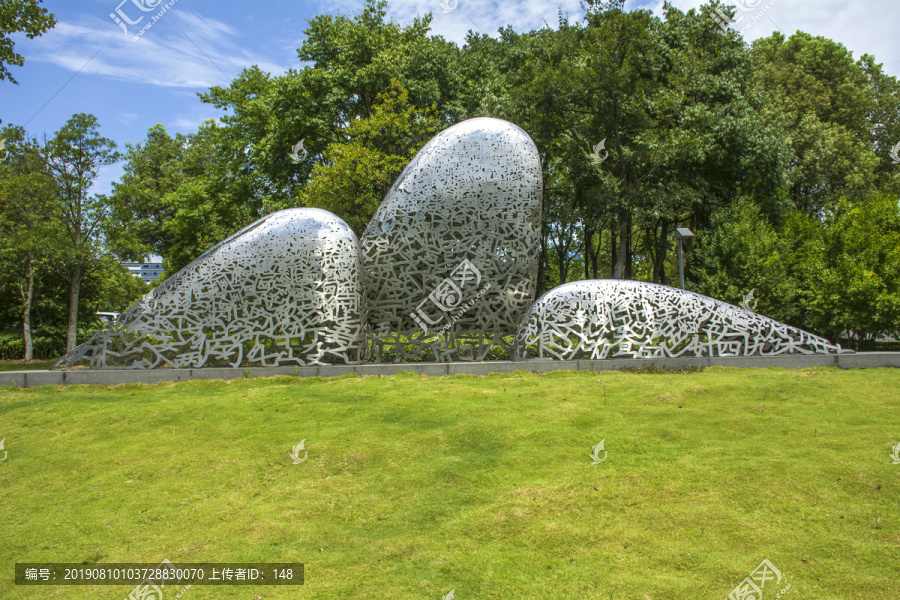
0,324,103,360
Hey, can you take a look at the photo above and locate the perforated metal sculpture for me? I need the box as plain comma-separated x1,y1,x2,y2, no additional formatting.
515,280,844,360
52,208,364,369
53,116,848,371
361,117,542,362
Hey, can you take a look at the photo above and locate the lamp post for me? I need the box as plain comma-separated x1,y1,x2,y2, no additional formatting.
675,227,694,290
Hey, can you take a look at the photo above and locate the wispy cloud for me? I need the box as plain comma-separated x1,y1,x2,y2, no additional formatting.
649,0,900,76
169,109,219,133
320,0,585,43
26,10,290,89
382,0,899,77
116,112,139,125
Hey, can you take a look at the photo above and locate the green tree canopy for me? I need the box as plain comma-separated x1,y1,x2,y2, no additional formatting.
0,0,56,85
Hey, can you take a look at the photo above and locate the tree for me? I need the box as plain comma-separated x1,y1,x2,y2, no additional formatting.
508,1,773,284
104,124,188,262
691,198,800,326
105,119,264,274
195,0,465,234
785,195,900,348
84,258,148,316
106,0,468,276
43,114,119,351
0,0,56,85
750,31,895,216
292,80,441,234
0,126,56,359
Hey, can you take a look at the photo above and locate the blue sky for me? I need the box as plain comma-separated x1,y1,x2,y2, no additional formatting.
2,0,899,197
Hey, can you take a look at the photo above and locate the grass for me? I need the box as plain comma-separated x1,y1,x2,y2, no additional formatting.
0,367,898,600
0,360,53,372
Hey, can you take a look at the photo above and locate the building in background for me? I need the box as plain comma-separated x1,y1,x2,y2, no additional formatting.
122,256,164,282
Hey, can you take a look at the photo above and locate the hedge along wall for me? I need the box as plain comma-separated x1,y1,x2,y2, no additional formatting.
0,326,102,360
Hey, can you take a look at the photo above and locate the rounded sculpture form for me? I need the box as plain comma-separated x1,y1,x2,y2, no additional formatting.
53,208,364,369
515,280,844,360
362,117,542,362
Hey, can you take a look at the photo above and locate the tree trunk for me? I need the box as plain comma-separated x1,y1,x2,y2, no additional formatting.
20,256,35,361
654,219,669,284
66,264,84,352
610,219,618,278
583,220,595,281
613,210,629,279
558,250,569,284
624,219,633,279
590,228,602,278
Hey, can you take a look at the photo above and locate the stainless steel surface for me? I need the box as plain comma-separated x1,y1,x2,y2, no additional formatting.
515,280,844,360
361,117,543,362
53,208,364,369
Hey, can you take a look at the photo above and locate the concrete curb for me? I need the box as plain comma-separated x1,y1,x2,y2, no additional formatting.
1,353,897,388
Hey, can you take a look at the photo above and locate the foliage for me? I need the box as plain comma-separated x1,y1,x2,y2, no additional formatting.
0,118,140,360
42,114,120,351
0,0,56,85
4,0,900,346
0,125,57,359
292,79,442,234
104,124,188,262
786,195,900,348
691,198,799,325
750,31,898,216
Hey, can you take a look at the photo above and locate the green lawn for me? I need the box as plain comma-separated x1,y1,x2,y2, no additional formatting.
0,367,898,599
0,360,53,372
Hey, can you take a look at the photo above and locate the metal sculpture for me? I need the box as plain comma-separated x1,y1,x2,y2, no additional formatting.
51,116,848,371
52,208,364,369
515,280,844,360
361,117,542,362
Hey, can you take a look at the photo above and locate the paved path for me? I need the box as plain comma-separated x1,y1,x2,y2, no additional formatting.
2,353,898,388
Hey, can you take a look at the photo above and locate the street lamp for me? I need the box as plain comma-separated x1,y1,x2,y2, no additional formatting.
675,227,694,290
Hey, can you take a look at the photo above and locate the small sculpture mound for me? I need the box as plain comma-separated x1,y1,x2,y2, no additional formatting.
515,280,844,360
362,117,542,362
53,208,364,369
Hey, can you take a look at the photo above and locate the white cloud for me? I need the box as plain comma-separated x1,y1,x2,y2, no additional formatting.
359,0,900,77
314,0,900,78
26,10,292,89
648,0,900,76
169,111,219,134
315,0,585,43
117,112,139,125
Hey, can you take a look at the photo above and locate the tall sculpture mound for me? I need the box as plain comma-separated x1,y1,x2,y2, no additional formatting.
515,280,844,360
361,117,542,362
53,208,364,369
